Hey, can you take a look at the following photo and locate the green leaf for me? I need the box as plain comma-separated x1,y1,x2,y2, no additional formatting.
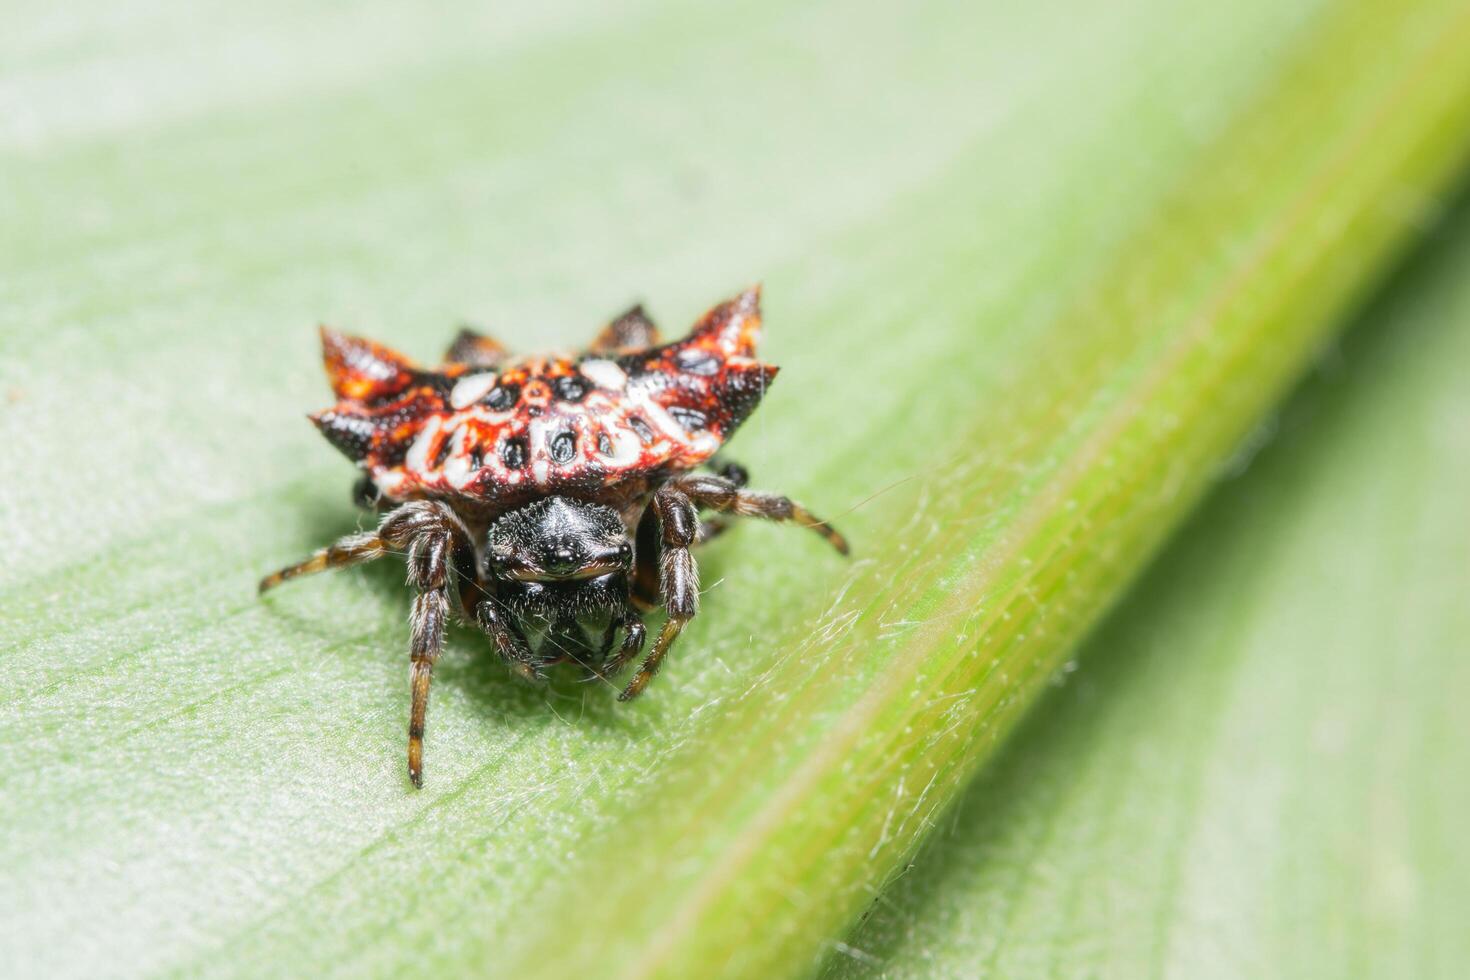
3,0,1468,977
826,188,1470,980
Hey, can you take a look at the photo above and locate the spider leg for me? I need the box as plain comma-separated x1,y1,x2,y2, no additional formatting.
474,599,543,683
381,504,481,788
707,458,749,487
260,502,479,789
616,472,848,700
594,606,647,680
619,485,700,701
258,531,386,592
671,473,850,555
687,462,745,544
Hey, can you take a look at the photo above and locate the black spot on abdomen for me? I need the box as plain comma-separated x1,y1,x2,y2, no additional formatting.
500,437,528,469
553,375,589,402
627,416,654,444
668,406,708,431
485,384,519,410
675,349,720,376
550,430,577,463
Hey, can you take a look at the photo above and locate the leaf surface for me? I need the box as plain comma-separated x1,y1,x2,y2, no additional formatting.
2,0,1467,977
828,189,1470,980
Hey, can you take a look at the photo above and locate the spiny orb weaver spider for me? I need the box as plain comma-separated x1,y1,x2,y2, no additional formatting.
260,287,848,786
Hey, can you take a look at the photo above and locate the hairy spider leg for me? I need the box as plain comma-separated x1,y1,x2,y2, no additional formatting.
260,501,482,788
593,607,648,680
617,473,848,701
677,473,850,554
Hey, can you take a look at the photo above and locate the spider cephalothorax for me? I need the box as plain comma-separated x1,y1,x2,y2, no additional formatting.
260,286,847,786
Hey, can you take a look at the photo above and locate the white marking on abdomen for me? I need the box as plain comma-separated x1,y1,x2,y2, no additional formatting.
603,425,644,467
579,358,627,390
640,399,695,446
442,429,478,488
528,417,553,487
405,417,443,471
450,373,498,409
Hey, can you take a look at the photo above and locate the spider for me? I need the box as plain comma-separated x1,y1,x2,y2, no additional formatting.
260,287,848,786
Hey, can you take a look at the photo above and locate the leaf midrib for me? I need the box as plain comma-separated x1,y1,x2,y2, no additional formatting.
611,3,1470,972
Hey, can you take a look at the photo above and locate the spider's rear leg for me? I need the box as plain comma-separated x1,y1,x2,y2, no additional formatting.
259,501,480,788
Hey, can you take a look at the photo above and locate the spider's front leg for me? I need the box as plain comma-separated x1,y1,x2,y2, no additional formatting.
615,471,849,701
382,503,484,788
260,501,479,788
619,485,701,701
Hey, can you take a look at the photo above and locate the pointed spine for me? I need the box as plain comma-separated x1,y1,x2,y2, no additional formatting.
320,326,419,402
713,361,779,434
591,304,662,353
309,409,379,463
443,327,508,369
681,285,763,359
